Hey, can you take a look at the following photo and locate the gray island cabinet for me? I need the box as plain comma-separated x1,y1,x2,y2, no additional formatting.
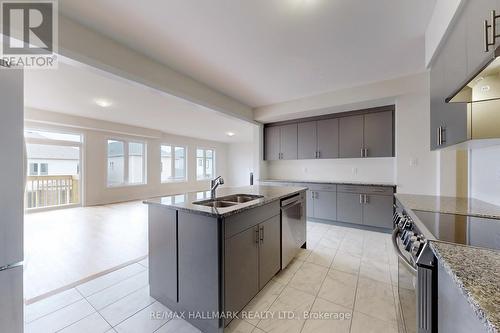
144,186,307,333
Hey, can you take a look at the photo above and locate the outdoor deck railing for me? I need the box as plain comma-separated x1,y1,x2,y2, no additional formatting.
25,175,79,210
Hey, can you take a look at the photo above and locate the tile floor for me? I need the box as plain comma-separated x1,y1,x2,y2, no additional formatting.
24,221,401,333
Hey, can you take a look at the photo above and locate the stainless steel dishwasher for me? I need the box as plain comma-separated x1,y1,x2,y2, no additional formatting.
281,192,306,269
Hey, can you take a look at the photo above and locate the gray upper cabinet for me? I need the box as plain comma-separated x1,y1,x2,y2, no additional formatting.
317,118,339,159
264,124,297,160
265,108,393,160
313,190,337,221
363,194,394,229
430,0,500,150
264,126,280,160
280,124,298,160
339,115,364,158
466,0,497,75
297,119,339,159
298,121,317,159
364,111,394,157
258,216,281,289
224,226,259,315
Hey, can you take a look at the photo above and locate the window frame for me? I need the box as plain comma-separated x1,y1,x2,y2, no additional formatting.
196,147,216,181
160,144,187,183
106,138,147,188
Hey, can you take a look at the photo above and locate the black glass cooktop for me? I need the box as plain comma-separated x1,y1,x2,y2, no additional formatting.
412,210,500,250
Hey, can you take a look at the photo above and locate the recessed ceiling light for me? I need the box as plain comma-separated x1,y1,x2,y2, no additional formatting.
226,132,236,137
94,98,112,108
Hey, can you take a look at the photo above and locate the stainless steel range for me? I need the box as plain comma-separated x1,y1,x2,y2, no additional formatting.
393,202,500,333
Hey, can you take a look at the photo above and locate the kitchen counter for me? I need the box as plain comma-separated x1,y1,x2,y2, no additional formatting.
429,241,500,333
260,179,396,187
395,193,500,220
144,185,306,218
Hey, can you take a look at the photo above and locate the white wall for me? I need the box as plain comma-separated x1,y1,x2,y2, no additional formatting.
25,109,229,206
265,158,395,184
425,0,465,67
255,72,439,195
226,143,254,187
470,145,500,205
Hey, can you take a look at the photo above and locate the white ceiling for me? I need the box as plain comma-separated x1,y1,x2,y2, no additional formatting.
24,60,256,143
60,0,436,107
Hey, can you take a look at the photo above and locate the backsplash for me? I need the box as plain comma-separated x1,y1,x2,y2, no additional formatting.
470,145,500,206
265,157,395,183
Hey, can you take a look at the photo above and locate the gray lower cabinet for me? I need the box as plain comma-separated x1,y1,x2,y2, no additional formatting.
148,206,177,302
337,192,363,224
363,194,394,229
224,226,259,315
224,214,281,318
258,215,281,289
306,190,314,218
313,190,337,221
339,115,364,158
364,111,394,157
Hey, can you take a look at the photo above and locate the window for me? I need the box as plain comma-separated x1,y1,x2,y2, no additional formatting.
107,139,146,187
196,148,215,180
40,163,48,176
161,145,186,182
24,129,82,210
107,140,125,186
29,163,38,176
128,142,145,184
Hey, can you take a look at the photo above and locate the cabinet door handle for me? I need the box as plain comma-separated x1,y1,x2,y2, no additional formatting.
317,151,321,158
359,194,363,204
364,194,368,204
437,126,442,146
360,148,364,158
364,148,368,157
255,227,260,244
441,126,446,144
259,226,264,243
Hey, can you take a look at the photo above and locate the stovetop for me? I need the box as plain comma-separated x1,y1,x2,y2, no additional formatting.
412,210,500,250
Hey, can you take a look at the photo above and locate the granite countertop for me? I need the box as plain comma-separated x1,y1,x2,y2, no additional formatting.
260,179,397,187
144,185,306,218
395,193,500,220
429,241,500,333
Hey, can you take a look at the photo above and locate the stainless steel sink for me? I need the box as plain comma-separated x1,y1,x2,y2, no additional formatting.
220,194,264,203
192,200,237,208
193,194,263,208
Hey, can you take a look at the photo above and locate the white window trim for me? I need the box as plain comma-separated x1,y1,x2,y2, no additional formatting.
196,147,216,181
161,144,187,183
107,138,147,188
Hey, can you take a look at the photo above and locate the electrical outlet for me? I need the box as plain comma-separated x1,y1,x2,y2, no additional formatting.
352,167,358,175
410,158,418,167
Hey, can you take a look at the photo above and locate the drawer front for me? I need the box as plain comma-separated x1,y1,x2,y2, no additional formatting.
307,183,337,192
337,185,365,193
363,186,394,196
224,201,280,239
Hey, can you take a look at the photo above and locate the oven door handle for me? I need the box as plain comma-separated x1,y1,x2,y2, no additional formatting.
392,228,417,274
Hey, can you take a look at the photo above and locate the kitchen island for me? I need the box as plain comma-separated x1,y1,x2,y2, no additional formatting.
144,185,307,333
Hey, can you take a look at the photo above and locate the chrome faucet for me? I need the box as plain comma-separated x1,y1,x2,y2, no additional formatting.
210,176,225,199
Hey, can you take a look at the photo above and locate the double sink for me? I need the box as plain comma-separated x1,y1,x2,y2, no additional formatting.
193,194,264,208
